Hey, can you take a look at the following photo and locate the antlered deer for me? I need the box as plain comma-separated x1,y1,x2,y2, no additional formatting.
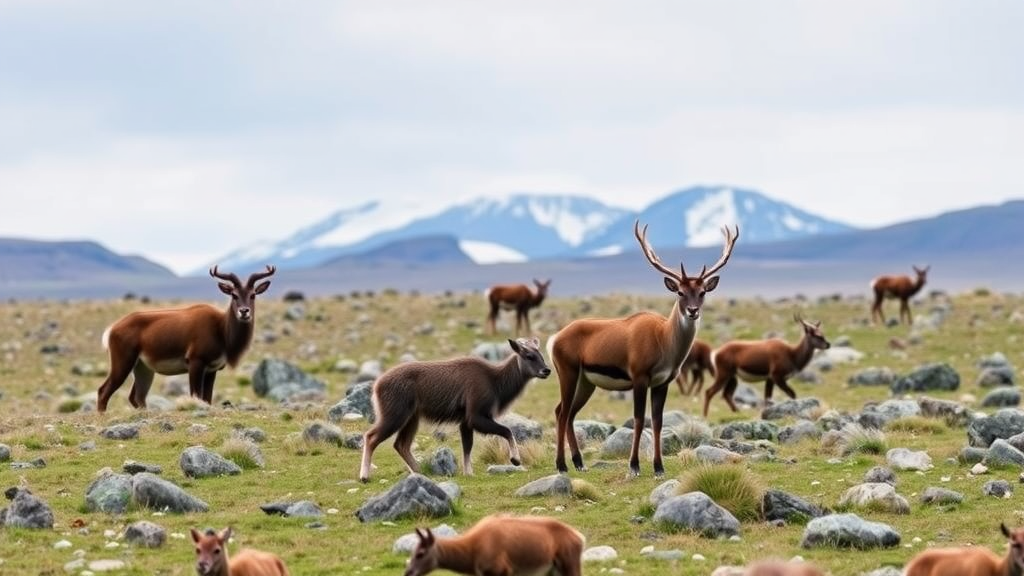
191,527,289,576
359,338,550,482
871,265,929,325
903,523,1024,576
403,515,584,576
486,279,551,336
548,221,738,476
702,315,830,418
96,266,274,412
675,338,714,395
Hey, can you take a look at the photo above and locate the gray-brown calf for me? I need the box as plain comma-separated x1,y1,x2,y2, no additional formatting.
359,338,550,482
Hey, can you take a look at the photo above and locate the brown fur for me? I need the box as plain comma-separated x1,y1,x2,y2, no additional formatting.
359,338,550,482
903,524,1024,576
871,265,928,324
745,559,825,576
404,515,585,576
191,528,289,576
675,339,714,395
486,279,550,336
96,266,274,412
703,316,830,418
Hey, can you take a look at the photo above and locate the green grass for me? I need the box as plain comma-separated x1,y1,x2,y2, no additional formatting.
677,464,765,522
884,415,948,435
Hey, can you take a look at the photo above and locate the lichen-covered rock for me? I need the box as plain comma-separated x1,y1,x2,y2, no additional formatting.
355,474,452,522
653,492,740,538
179,446,242,478
890,363,960,394
85,469,133,514
800,513,900,549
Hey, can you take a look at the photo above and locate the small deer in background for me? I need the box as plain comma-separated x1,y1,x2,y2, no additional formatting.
359,338,550,482
702,314,830,418
96,266,274,412
191,527,289,576
485,279,551,335
403,515,585,576
871,265,929,325
675,338,714,395
902,522,1024,576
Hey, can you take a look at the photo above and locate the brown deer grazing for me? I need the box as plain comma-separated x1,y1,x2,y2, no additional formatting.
403,514,585,576
191,527,290,576
359,338,551,482
486,279,551,335
903,523,1024,576
548,221,738,476
96,266,274,412
702,314,830,418
871,265,929,325
675,338,714,395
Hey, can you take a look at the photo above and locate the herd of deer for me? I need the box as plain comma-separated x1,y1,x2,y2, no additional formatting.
92,219,946,575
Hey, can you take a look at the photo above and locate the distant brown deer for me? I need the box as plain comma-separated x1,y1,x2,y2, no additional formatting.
359,338,550,482
871,265,929,325
403,515,584,576
191,527,289,576
675,338,714,395
702,315,830,418
486,279,551,335
548,221,738,477
96,266,274,412
903,523,1024,576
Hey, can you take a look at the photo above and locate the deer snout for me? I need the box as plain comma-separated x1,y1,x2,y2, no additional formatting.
685,306,700,319
237,307,253,321
195,561,210,576
538,367,551,379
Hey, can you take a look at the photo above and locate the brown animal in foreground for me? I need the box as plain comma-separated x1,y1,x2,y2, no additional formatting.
486,279,551,335
903,523,1024,576
744,559,826,576
703,315,830,418
403,515,585,576
359,338,550,482
191,527,289,576
871,265,929,324
548,221,738,477
675,338,714,395
97,266,274,412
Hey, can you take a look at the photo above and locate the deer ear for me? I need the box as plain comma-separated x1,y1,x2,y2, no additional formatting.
190,528,202,543
664,277,680,292
219,527,233,543
218,282,235,296
424,527,436,545
1003,523,1012,538
703,276,720,292
508,339,522,354
254,280,272,295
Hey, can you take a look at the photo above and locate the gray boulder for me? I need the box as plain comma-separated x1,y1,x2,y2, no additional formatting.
918,397,972,427
252,358,326,402
355,474,452,522
123,460,162,475
0,444,9,462
847,367,895,387
983,480,1012,498
864,466,896,486
732,383,762,408
959,446,988,465
470,341,513,362
180,446,242,478
839,483,910,514
983,387,1021,408
124,521,166,548
0,488,54,529
514,475,573,497
653,492,740,538
920,487,964,505
328,381,375,423
762,489,827,524
285,501,323,518
800,513,900,549
650,479,681,508
984,439,1024,468
717,420,779,441
233,427,267,443
437,481,461,502
762,398,822,420
131,473,209,513
693,445,744,465
101,423,141,440
778,420,821,445
393,524,459,554
979,352,1012,370
968,409,1024,447
303,421,345,446
427,447,458,477
85,470,133,514
891,363,960,394
574,421,616,442
978,366,1016,388
886,448,932,471
497,413,543,442
859,400,921,429
601,427,652,458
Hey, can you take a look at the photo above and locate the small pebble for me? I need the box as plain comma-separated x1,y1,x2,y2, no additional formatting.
972,463,989,475
53,540,72,550
692,554,706,561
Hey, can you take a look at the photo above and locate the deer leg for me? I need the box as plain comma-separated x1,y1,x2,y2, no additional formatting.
553,365,580,474
764,377,775,407
128,363,155,409
458,421,475,475
692,367,704,395
675,371,688,395
359,412,410,482
772,371,798,400
487,301,499,334
470,414,520,466
565,381,596,472
872,294,885,324
201,370,217,404
187,359,209,404
722,377,740,412
650,383,669,477
394,417,421,474
901,299,912,324
523,308,532,335
628,381,650,477
703,368,732,418
97,353,138,413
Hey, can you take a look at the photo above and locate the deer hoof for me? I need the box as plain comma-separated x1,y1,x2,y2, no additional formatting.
509,457,521,466
628,467,641,478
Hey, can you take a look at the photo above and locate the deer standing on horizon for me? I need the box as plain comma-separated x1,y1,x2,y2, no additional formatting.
902,522,1024,576
675,338,714,395
702,314,830,418
485,279,551,336
96,266,274,412
191,527,290,576
871,265,929,325
548,221,738,477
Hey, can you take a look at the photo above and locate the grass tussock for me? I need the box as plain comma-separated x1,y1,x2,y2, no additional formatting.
676,464,764,522
175,396,207,412
475,437,546,467
825,424,888,456
884,415,948,435
220,437,264,469
673,420,713,450
283,432,322,456
570,478,601,501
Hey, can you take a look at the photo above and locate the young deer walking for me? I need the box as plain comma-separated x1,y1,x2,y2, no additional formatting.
97,266,274,412
486,279,551,336
191,527,289,576
359,338,550,482
548,221,738,477
403,515,585,576
871,265,929,325
903,523,1024,576
702,315,830,418
675,338,714,395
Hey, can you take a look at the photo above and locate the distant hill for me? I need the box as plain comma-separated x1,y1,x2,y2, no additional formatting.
321,234,473,267
0,238,174,283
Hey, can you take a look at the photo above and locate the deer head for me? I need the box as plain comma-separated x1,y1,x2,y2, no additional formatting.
404,528,439,576
509,337,551,379
210,265,276,323
634,220,739,321
794,314,830,350
191,527,232,576
1002,523,1024,572
912,265,929,284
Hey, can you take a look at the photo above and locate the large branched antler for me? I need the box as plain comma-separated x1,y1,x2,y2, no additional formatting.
209,266,242,287
697,225,739,280
634,220,684,283
245,265,276,288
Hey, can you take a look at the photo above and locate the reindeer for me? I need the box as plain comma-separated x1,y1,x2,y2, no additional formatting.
403,514,584,576
871,265,929,325
548,221,738,476
359,338,550,482
675,338,714,395
96,266,274,412
702,314,830,418
903,523,1024,576
486,279,551,336
191,527,289,576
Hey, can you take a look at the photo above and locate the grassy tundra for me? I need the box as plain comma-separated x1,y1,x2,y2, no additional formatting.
1,289,1023,575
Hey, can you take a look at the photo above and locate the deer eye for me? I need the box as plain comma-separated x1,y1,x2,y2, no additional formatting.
214,548,221,555
195,548,200,555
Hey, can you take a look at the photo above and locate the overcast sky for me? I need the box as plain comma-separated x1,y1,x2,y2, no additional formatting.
1,1,1021,274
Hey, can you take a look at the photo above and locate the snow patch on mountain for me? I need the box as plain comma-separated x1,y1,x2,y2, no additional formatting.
685,188,740,246
459,240,528,264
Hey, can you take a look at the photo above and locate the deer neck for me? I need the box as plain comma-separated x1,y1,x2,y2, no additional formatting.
668,302,699,365
789,334,816,371
435,538,475,575
495,355,527,409
223,307,254,368
531,289,546,307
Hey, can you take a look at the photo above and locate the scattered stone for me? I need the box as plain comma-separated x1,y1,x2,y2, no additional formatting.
762,398,822,421
864,466,897,486
0,488,54,528
653,492,740,538
800,513,900,549
302,421,345,446
486,465,526,474
179,446,242,478
732,383,762,408
123,460,162,475
984,439,1024,468
692,445,744,465
839,483,910,514
959,447,988,465
582,546,618,562
650,480,681,508
886,448,932,471
252,358,326,402
762,490,828,524
233,427,266,444
328,381,374,423
601,427,653,459
392,524,459,554
514,475,573,497
355,474,453,522
920,487,964,505
187,424,210,436
717,420,779,441
979,352,1013,370
968,409,1024,448
426,447,458,477
79,440,97,452
85,470,133,514
848,367,896,387
891,363,960,394
778,420,821,445
497,413,543,442
285,501,323,518
863,568,903,576
983,387,1021,408
859,400,921,429
131,473,209,513
918,397,972,427
124,521,166,548
978,366,1016,388
88,559,127,572
437,481,461,502
984,480,1012,498
470,341,513,362
574,421,616,442
0,444,10,462
100,423,140,440
972,463,990,475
